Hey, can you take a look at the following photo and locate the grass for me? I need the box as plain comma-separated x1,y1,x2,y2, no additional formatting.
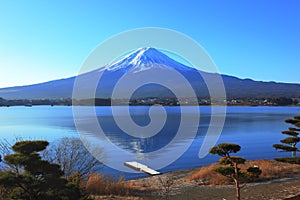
187,163,230,185
188,160,300,185
86,174,134,196
244,159,300,180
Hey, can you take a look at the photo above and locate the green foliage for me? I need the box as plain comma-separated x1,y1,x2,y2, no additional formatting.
0,140,86,200
219,156,246,165
285,116,300,128
282,130,299,137
280,137,300,145
274,116,300,163
209,143,241,157
12,141,49,154
214,166,235,177
286,119,300,127
273,144,298,152
218,156,246,165
246,167,262,178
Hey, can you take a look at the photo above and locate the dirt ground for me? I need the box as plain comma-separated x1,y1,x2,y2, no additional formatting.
93,162,300,200
154,178,300,200
132,170,300,200
94,178,300,200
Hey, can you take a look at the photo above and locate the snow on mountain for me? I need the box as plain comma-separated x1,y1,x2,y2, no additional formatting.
103,47,195,73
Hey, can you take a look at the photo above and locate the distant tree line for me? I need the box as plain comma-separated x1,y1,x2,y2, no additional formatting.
267,97,297,106
226,97,298,106
0,98,72,107
0,96,299,107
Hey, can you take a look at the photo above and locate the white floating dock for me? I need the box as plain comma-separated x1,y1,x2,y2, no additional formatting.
124,161,160,176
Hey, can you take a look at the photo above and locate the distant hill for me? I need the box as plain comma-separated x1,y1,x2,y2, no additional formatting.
221,75,300,98
0,47,299,100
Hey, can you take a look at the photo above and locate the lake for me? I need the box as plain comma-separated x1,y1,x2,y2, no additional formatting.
0,106,299,179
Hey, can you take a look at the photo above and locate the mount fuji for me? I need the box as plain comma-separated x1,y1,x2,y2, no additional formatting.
0,47,300,100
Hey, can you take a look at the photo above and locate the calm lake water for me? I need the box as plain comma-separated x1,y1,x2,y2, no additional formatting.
0,106,299,179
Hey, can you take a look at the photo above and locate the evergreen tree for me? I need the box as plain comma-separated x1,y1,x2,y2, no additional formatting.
0,140,84,200
273,116,300,164
210,143,261,200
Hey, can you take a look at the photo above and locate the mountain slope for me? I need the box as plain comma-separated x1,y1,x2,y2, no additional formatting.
0,47,299,100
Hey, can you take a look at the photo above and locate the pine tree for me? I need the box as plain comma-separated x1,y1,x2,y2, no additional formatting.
273,116,300,164
210,143,261,200
0,140,83,200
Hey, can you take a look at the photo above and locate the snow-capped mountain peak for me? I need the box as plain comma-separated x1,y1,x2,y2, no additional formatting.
105,47,193,72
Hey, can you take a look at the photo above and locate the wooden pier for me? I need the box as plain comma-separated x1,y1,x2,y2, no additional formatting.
124,161,160,176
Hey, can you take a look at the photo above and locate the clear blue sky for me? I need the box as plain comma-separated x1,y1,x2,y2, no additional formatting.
0,0,299,88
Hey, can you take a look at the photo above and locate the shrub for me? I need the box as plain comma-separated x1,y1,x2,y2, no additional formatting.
86,173,133,196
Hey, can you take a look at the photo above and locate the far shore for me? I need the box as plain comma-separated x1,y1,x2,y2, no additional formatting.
1,96,299,107
1,104,300,107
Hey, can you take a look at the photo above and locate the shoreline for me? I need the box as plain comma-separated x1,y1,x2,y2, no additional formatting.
125,159,300,199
